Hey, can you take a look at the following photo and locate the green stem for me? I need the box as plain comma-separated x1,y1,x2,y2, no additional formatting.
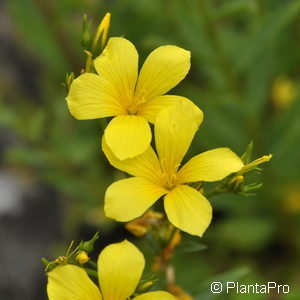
84,268,98,279
87,260,98,269
33,0,81,71
204,185,226,198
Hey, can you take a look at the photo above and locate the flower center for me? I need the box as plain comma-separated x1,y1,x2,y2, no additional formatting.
124,89,148,115
162,172,178,190
125,103,139,115
159,158,180,190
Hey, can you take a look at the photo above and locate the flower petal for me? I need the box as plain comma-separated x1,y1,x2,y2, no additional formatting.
178,148,244,183
133,291,177,300
138,95,195,124
66,73,126,119
164,185,212,236
94,37,138,109
102,137,162,185
155,100,203,175
47,265,102,300
134,45,190,102
98,240,145,300
104,115,152,160
105,177,168,222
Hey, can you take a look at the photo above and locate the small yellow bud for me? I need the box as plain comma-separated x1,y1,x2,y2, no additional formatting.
239,154,272,174
169,230,182,251
147,211,164,220
125,223,148,237
271,76,296,110
125,210,163,236
162,230,182,262
229,175,244,190
152,255,165,273
282,189,300,214
93,12,111,51
76,251,89,264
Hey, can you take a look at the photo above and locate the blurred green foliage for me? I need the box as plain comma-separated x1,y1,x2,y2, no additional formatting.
1,0,300,298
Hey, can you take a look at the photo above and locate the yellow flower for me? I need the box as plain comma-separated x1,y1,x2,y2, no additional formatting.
47,240,176,300
103,101,244,236
67,37,191,160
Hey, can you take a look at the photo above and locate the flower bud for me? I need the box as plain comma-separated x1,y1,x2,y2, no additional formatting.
239,154,272,174
92,12,111,52
136,277,158,294
229,175,244,191
271,76,296,110
76,251,89,264
80,232,99,253
125,211,163,237
81,14,92,50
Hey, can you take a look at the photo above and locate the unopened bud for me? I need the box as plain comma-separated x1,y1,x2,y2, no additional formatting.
169,230,182,250
125,211,163,237
81,14,92,49
271,76,296,110
136,277,158,294
241,141,253,164
198,187,204,194
229,175,244,191
80,232,99,253
93,12,111,52
125,223,148,237
65,72,74,91
76,251,89,264
239,154,272,174
41,257,51,268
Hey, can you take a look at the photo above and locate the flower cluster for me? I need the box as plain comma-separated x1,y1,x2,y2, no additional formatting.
67,35,244,236
45,12,271,299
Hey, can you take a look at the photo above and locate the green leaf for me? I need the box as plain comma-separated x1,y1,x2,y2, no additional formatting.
212,217,275,253
213,0,257,20
265,96,300,180
27,109,46,142
235,1,300,71
7,0,69,76
176,240,208,253
5,147,47,168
